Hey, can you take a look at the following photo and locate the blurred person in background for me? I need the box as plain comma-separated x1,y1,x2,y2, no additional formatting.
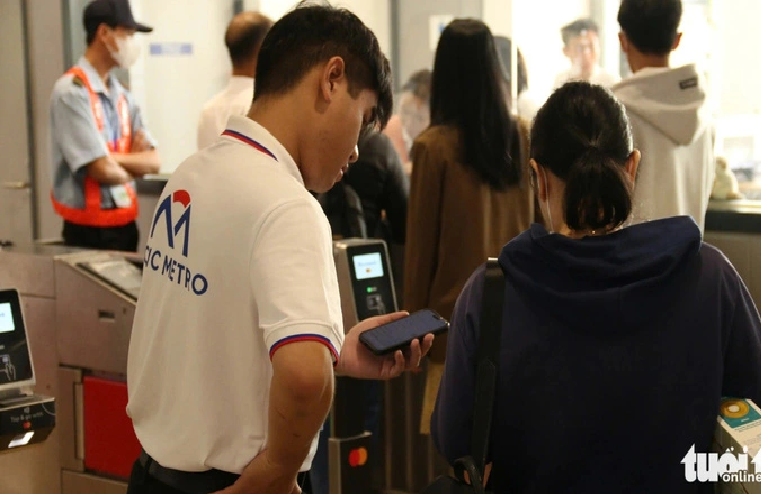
383,69,431,171
494,36,540,123
612,0,715,232
310,128,408,494
197,11,273,149
553,18,619,89
404,18,535,437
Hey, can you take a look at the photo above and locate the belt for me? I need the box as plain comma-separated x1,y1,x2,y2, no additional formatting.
139,450,240,494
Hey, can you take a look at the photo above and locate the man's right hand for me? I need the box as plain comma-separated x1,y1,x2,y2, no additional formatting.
212,449,301,494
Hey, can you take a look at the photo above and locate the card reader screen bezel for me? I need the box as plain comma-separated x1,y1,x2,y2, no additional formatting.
346,243,397,320
0,290,34,391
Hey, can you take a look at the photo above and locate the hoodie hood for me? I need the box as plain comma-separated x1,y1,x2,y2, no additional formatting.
613,64,709,146
499,216,701,333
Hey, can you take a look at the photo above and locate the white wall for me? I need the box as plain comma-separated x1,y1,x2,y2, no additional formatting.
511,0,591,103
129,0,389,173
130,0,232,173
258,0,390,55
716,0,761,115
600,0,623,79
482,0,512,37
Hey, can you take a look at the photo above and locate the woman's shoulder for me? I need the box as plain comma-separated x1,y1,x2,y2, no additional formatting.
412,125,461,157
700,242,743,283
415,125,460,146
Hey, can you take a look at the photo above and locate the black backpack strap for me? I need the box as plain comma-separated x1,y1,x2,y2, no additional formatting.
471,258,505,474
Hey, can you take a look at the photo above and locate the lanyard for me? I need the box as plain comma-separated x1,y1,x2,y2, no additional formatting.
222,129,278,162
66,67,131,153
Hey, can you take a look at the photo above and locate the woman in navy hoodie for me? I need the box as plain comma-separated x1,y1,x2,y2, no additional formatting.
431,82,761,494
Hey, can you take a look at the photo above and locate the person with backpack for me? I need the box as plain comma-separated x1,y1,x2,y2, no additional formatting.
312,129,408,494
431,82,761,493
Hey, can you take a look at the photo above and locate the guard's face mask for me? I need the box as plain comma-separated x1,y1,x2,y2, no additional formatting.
108,31,141,69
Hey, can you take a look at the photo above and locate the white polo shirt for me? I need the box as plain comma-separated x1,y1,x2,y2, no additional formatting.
126,115,344,474
197,77,255,150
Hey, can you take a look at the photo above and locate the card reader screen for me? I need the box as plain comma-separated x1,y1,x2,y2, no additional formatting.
352,252,384,280
0,304,14,334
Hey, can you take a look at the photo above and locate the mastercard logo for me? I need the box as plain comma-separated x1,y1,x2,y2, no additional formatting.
348,447,368,467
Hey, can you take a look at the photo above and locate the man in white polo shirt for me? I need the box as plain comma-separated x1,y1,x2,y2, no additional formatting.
125,4,431,494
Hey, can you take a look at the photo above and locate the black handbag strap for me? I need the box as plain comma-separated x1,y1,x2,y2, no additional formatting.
470,258,505,474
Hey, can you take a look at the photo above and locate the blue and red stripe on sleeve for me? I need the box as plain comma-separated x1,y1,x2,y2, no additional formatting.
269,334,340,365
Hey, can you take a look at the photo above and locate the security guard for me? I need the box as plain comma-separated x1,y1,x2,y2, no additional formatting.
50,0,160,252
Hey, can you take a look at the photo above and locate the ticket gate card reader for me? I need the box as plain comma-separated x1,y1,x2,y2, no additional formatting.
330,239,398,494
333,239,398,333
0,289,55,453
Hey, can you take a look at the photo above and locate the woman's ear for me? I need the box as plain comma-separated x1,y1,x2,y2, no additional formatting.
626,150,641,184
530,159,546,201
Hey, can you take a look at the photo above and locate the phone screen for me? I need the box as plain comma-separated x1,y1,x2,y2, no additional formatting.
360,309,448,354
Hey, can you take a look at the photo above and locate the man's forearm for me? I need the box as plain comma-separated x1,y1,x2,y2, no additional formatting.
87,156,131,185
267,342,334,473
94,164,131,185
112,150,161,177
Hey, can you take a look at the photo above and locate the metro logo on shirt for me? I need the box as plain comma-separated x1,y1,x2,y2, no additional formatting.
143,189,209,296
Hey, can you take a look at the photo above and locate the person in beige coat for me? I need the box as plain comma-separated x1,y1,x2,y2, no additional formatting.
404,18,535,434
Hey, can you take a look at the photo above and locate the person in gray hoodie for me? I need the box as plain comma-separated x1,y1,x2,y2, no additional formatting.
612,0,715,232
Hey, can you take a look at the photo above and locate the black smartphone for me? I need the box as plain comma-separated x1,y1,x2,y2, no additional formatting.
359,309,449,356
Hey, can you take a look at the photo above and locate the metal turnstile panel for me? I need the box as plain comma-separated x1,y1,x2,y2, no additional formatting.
0,295,63,494
54,259,136,375
0,248,64,494
0,249,56,298
0,428,62,494
62,470,127,494
58,367,84,473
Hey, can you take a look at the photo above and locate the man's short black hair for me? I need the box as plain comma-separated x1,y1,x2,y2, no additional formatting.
561,18,599,47
618,0,682,55
225,12,273,67
253,1,393,128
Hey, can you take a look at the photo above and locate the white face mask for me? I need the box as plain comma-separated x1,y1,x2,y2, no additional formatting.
109,34,141,69
541,168,555,233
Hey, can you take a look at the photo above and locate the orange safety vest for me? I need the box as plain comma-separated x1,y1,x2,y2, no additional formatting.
51,67,138,227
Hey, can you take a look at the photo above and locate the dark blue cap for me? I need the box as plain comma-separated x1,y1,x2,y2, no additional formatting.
83,0,153,35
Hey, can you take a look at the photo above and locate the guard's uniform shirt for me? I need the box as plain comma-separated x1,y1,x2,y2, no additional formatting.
126,115,344,474
49,57,155,237
196,76,255,150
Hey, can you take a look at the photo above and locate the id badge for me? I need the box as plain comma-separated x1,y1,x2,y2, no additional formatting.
111,185,132,208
